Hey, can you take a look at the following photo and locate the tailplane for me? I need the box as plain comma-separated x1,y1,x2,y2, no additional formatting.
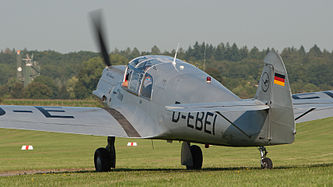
255,51,295,144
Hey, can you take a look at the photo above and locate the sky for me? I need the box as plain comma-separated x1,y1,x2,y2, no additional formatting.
1,0,332,53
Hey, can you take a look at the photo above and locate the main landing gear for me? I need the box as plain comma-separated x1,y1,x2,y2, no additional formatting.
93,138,271,171
94,136,116,172
259,146,273,169
181,142,203,170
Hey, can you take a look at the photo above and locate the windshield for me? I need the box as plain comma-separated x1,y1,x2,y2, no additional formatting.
122,60,154,99
123,56,176,99
129,57,163,72
127,67,144,94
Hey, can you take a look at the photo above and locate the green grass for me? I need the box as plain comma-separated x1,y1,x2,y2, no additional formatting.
2,166,332,186
0,117,332,186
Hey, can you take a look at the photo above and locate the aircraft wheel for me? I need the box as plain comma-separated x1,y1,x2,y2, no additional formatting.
94,147,112,172
261,157,273,169
186,145,203,170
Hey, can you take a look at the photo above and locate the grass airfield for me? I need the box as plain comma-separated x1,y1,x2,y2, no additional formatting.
0,117,332,186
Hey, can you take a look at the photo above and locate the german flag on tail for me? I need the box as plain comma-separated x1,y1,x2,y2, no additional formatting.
274,73,285,86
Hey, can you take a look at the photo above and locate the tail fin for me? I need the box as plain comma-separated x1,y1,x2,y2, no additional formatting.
255,51,295,144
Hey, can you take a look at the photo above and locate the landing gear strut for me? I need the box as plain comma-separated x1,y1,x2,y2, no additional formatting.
181,142,203,170
258,146,273,169
94,136,116,172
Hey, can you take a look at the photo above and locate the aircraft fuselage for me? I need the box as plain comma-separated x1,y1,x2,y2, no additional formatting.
94,55,274,147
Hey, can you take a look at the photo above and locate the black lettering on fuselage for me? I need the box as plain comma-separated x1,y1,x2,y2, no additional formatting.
0,107,5,116
171,101,181,123
13,110,33,113
195,112,204,130
187,113,194,128
324,91,333,98
204,112,214,134
212,114,217,135
171,109,217,135
35,107,74,119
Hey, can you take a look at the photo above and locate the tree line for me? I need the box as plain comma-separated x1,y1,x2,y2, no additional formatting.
0,42,332,99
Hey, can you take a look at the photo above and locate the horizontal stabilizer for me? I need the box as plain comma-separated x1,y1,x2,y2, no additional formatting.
165,99,269,113
293,99,333,108
292,91,333,123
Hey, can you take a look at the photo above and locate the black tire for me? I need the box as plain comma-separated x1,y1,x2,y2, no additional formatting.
94,147,112,172
102,96,107,102
261,157,273,169
186,145,203,170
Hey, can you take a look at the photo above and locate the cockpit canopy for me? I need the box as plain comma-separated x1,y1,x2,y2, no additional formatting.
128,55,177,71
123,55,185,100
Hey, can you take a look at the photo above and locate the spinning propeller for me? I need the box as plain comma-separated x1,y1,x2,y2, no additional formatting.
90,10,111,67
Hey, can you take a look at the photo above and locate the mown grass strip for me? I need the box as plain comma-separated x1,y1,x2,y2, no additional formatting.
0,100,332,186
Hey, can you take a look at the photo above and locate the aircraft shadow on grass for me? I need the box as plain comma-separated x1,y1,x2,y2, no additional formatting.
33,163,333,175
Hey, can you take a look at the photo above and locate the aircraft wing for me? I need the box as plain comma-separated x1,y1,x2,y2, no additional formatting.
165,99,269,113
292,90,333,123
0,105,141,138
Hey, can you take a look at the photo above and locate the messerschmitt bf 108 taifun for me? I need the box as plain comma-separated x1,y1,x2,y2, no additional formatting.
1,11,333,171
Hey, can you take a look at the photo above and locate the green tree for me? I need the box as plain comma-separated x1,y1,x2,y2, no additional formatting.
74,57,104,99
3,78,24,98
298,45,306,56
110,54,129,65
309,44,322,57
151,45,161,55
215,43,225,60
66,76,79,99
230,43,240,61
131,48,140,59
24,82,53,99
32,76,59,98
249,47,260,59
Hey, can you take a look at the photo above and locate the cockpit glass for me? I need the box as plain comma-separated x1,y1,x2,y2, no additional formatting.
124,56,173,98
129,56,149,67
129,57,163,72
127,67,144,94
140,73,153,99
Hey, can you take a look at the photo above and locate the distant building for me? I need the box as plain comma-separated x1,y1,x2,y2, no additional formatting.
16,50,40,87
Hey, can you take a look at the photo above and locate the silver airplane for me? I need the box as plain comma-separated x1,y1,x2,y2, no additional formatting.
1,12,333,172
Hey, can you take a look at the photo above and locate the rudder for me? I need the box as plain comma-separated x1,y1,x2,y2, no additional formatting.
255,51,295,144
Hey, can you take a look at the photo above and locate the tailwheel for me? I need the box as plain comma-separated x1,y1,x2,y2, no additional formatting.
94,148,112,172
187,145,203,170
258,146,273,169
261,157,273,169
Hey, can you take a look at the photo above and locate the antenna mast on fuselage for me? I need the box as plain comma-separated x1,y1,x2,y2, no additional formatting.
172,43,180,65
172,43,180,71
